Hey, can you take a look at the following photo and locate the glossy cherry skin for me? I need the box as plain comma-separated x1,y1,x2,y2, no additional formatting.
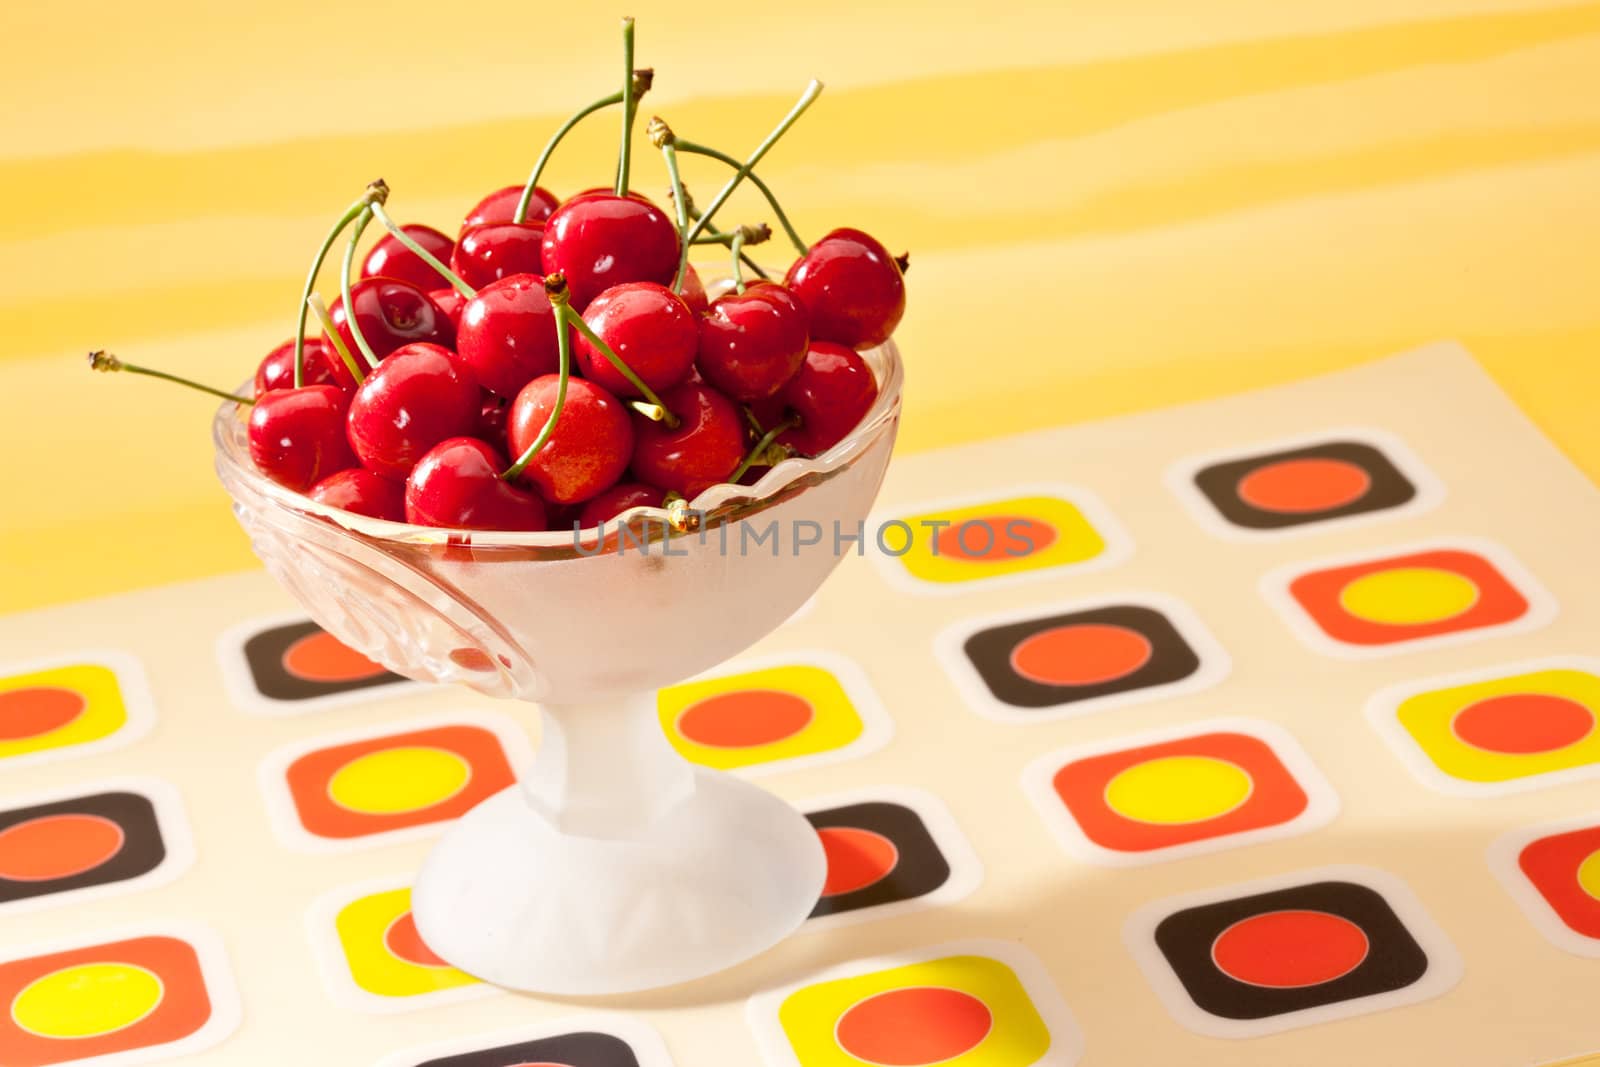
777,341,879,456
577,481,664,528
248,385,358,491
784,228,905,350
451,222,547,290
254,337,350,396
630,380,746,498
574,282,698,398
427,288,467,331
405,437,547,531
541,192,680,310
455,273,564,398
461,184,559,236
475,392,509,450
361,223,455,293
308,467,406,522
346,343,480,480
696,283,809,401
679,264,709,316
507,374,634,505
327,277,454,368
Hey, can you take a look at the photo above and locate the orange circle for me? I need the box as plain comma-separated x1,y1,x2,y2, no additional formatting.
935,516,1057,562
835,986,994,1065
675,690,814,748
0,813,125,881
383,911,450,968
1236,457,1372,514
1451,693,1595,754
282,631,387,683
818,827,900,897
1009,623,1153,687
1211,909,1370,988
0,687,87,741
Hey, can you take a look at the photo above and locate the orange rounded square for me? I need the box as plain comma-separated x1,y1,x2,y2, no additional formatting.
1287,548,1527,646
1518,825,1600,940
286,724,516,839
1053,732,1309,853
0,935,211,1066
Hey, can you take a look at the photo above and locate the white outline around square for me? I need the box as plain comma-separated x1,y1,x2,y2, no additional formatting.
1021,717,1339,867
1489,812,1600,958
868,482,1135,597
0,649,155,770
1165,426,1445,542
936,592,1231,724
1124,864,1462,1039
1260,536,1557,660
218,611,424,718
798,784,984,933
0,919,242,1066
257,708,536,854
747,938,1084,1067
1365,655,1600,797
0,776,195,918
369,1013,676,1066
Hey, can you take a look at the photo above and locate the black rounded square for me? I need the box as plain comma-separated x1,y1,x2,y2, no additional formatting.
806,801,951,919
1153,879,1430,1020
416,1031,640,1067
1193,440,1415,530
963,604,1200,710
243,620,404,701
0,791,166,903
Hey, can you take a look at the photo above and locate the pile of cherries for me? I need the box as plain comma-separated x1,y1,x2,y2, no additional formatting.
96,22,905,534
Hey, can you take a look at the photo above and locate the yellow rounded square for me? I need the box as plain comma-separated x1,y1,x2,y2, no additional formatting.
777,954,1050,1066
890,493,1116,586
1395,668,1600,783
333,887,478,998
0,662,131,762
659,661,869,771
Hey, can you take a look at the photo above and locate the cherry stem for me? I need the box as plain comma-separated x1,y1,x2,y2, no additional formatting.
369,202,476,298
730,228,749,294
728,414,800,482
340,207,380,368
561,306,679,428
690,222,770,248
675,79,823,289
86,350,254,405
667,187,772,281
306,294,367,384
651,120,690,292
502,278,574,481
675,139,807,254
514,90,622,223
293,180,387,387
614,17,638,197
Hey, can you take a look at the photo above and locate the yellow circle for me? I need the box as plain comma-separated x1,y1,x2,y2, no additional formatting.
1577,849,1600,903
11,963,163,1039
1337,567,1480,626
1103,756,1254,825
327,746,471,815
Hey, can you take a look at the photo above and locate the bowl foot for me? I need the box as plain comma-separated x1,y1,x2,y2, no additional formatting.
411,768,825,995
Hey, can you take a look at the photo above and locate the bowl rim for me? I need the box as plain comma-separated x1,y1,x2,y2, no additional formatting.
214,338,903,548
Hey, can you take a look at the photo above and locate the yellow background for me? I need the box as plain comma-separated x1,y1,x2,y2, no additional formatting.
4,0,1599,611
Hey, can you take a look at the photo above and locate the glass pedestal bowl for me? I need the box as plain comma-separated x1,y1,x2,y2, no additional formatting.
213,342,901,995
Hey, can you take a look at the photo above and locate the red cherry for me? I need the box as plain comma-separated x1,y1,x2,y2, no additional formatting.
475,392,509,450
346,343,480,480
679,264,709,316
428,288,467,331
254,337,350,396
326,277,454,367
455,273,564,398
777,342,879,456
541,193,680,309
405,437,547,531
248,385,358,491
577,481,665,527
451,222,547,290
574,282,697,398
361,223,455,293
630,380,745,498
308,467,406,522
784,228,905,350
506,374,634,505
461,184,559,236
696,283,809,401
